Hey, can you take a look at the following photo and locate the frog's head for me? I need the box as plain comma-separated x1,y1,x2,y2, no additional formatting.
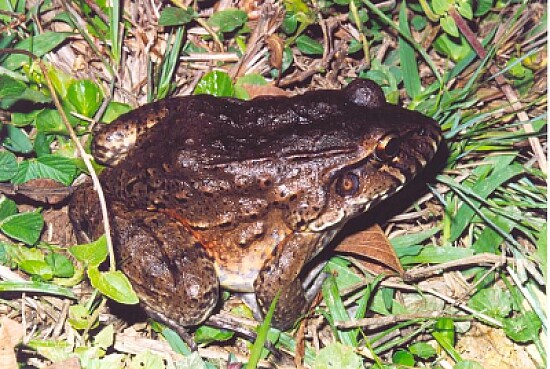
304,79,443,232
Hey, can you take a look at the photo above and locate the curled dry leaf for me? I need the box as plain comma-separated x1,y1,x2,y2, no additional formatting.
240,83,291,99
334,224,405,277
44,357,81,369
266,34,284,75
0,317,24,369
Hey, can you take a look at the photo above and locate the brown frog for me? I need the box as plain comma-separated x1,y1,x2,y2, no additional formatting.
69,79,442,331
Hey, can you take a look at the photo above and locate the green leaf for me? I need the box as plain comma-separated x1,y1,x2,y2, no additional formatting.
69,235,108,268
409,342,437,359
12,154,77,186
156,326,192,356
0,151,18,181
69,304,92,330
281,13,298,34
94,324,115,349
87,267,139,304
45,252,75,278
170,352,207,369
35,109,67,134
158,6,196,26
207,9,247,33
194,71,234,97
194,326,234,345
433,34,473,62
392,349,415,366
0,196,17,221
0,74,51,108
503,311,542,343
2,125,33,154
399,1,421,99
468,287,511,319
34,132,53,157
47,66,74,99
313,342,363,369
67,79,103,117
474,0,493,16
456,0,473,19
2,32,73,70
440,15,459,37
399,246,474,265
102,102,132,123
19,259,53,280
0,211,44,245
454,361,484,369
130,351,166,369
295,34,324,55
432,0,450,14
391,227,440,248
411,15,427,31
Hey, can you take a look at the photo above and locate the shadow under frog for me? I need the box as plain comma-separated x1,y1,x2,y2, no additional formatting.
69,79,442,332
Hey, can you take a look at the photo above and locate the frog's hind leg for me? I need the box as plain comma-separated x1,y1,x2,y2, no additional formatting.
92,99,172,166
111,206,220,329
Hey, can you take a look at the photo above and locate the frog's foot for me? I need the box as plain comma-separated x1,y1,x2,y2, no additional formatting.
111,207,220,328
242,260,327,324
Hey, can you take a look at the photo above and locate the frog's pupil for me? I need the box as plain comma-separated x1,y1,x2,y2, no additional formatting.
336,173,359,197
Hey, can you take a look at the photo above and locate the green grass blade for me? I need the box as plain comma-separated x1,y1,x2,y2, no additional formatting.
155,26,185,100
0,280,76,299
361,0,442,83
322,275,357,346
398,0,421,99
109,0,122,65
245,292,280,369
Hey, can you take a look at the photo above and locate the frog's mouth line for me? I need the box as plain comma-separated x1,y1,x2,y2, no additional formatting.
307,185,400,232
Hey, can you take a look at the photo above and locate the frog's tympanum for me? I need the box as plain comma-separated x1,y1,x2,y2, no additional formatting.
70,79,442,330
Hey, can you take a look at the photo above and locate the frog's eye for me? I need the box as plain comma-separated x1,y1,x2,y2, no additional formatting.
375,134,401,161
336,172,360,197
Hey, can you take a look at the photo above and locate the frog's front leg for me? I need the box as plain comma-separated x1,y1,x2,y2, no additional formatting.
254,232,325,329
110,204,220,327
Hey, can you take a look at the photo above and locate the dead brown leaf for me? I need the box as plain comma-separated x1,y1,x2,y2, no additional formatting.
44,357,81,369
266,34,284,73
0,317,24,369
334,224,405,277
240,83,291,99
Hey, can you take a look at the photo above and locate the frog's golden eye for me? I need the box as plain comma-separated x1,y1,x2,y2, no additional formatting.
375,134,401,161
336,172,360,197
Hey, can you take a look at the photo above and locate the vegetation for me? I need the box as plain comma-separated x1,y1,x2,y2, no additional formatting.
0,0,546,368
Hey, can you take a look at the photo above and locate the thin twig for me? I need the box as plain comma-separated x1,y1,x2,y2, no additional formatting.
336,312,470,329
0,48,116,271
404,253,510,281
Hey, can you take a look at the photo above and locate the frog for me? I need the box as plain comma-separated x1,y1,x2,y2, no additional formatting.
69,79,442,331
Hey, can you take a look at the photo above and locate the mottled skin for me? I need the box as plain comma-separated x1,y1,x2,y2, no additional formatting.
69,79,442,330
